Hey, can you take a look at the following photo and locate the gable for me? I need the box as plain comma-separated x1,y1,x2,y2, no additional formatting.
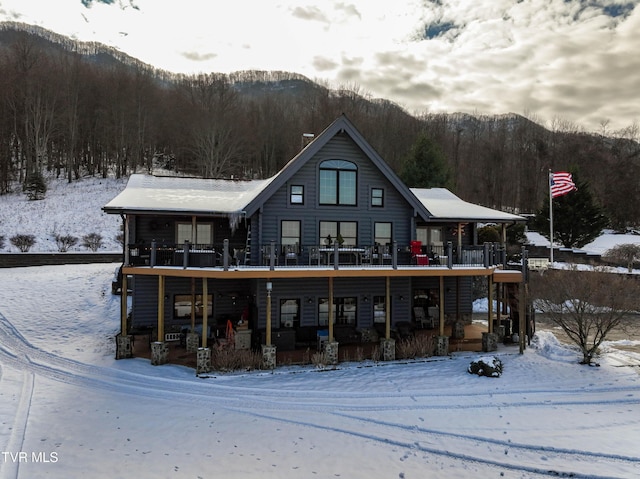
244,114,430,220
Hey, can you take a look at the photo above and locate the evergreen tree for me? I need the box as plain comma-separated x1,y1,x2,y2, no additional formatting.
24,171,47,200
399,134,452,188
533,173,608,248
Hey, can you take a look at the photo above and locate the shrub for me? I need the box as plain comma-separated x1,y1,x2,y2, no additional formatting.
10,234,36,252
211,346,263,372
54,234,78,252
0,235,4,249
82,233,103,252
396,334,434,359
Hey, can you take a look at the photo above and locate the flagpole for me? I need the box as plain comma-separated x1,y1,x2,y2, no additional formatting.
548,169,554,263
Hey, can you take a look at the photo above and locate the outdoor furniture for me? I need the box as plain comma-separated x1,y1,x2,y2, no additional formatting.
283,244,299,265
317,329,329,351
319,246,365,265
308,246,322,266
413,306,434,329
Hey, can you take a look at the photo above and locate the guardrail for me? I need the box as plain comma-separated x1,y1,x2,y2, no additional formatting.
127,240,508,270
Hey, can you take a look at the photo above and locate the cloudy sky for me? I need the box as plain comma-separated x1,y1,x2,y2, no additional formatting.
1,0,638,133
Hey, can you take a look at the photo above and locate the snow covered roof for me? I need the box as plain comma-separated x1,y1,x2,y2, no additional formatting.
102,174,275,215
410,188,525,223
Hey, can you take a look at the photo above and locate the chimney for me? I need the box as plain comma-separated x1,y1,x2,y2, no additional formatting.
301,133,314,149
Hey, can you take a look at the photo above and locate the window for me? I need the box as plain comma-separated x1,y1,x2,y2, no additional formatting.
319,160,357,205
320,221,357,246
176,222,213,246
318,296,357,326
374,222,392,246
371,188,384,207
373,295,389,323
173,294,213,319
416,226,443,248
290,185,304,204
280,298,300,328
281,220,300,252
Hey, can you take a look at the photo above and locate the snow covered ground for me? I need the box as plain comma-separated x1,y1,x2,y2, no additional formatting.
1,176,640,478
1,263,639,478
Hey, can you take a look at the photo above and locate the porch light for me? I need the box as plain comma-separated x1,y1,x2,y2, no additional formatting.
266,281,273,293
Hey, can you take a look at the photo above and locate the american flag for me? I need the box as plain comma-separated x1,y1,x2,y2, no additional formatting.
550,172,577,198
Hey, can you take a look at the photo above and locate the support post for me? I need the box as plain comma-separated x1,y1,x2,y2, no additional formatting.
266,280,272,345
120,273,128,335
201,278,208,348
488,275,494,334
328,277,334,341
157,275,165,342
385,276,391,340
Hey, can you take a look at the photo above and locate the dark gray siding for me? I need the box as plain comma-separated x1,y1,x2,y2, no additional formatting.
254,277,411,330
256,133,416,249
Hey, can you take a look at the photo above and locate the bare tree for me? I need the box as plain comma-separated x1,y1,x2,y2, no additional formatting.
530,267,639,365
604,244,640,273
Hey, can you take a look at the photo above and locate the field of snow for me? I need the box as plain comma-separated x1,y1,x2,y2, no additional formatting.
1,176,640,478
0,263,639,478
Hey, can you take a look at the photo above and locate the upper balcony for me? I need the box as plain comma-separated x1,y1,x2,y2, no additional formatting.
126,240,510,271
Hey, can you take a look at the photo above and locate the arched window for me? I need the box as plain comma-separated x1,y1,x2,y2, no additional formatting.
319,160,357,205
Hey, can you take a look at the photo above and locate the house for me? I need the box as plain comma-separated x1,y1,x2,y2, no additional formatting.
103,115,526,370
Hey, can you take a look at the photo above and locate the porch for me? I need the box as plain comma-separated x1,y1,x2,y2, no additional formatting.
124,320,508,371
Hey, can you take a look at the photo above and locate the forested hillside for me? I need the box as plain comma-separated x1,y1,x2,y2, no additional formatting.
1,22,639,228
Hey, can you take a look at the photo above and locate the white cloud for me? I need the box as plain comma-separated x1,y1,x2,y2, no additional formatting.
0,0,638,132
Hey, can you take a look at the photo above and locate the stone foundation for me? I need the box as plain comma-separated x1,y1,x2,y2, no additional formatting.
482,332,498,352
115,334,133,359
324,341,339,365
151,341,168,365
381,338,396,361
452,321,465,339
262,344,277,370
435,335,449,356
186,333,200,353
196,347,211,374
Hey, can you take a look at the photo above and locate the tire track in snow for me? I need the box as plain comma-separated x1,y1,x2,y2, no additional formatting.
0,360,35,479
221,405,640,479
2,312,640,415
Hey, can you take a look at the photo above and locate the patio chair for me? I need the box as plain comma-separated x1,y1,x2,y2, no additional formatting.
414,306,434,329
284,244,299,265
308,245,321,266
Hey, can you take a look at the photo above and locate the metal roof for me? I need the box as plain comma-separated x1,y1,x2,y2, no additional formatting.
410,188,524,223
102,174,274,215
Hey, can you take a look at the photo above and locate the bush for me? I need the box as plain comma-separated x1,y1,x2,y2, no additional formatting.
82,233,103,252
10,234,36,252
396,334,434,359
54,234,78,252
0,235,5,249
210,346,263,372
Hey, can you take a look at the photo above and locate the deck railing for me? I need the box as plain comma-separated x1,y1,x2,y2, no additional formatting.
127,240,508,270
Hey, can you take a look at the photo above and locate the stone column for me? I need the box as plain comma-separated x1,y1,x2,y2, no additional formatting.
196,347,211,374
435,335,449,356
151,341,168,366
482,332,498,352
115,334,133,359
452,321,465,339
381,338,396,361
186,333,200,353
324,341,339,365
262,344,277,370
